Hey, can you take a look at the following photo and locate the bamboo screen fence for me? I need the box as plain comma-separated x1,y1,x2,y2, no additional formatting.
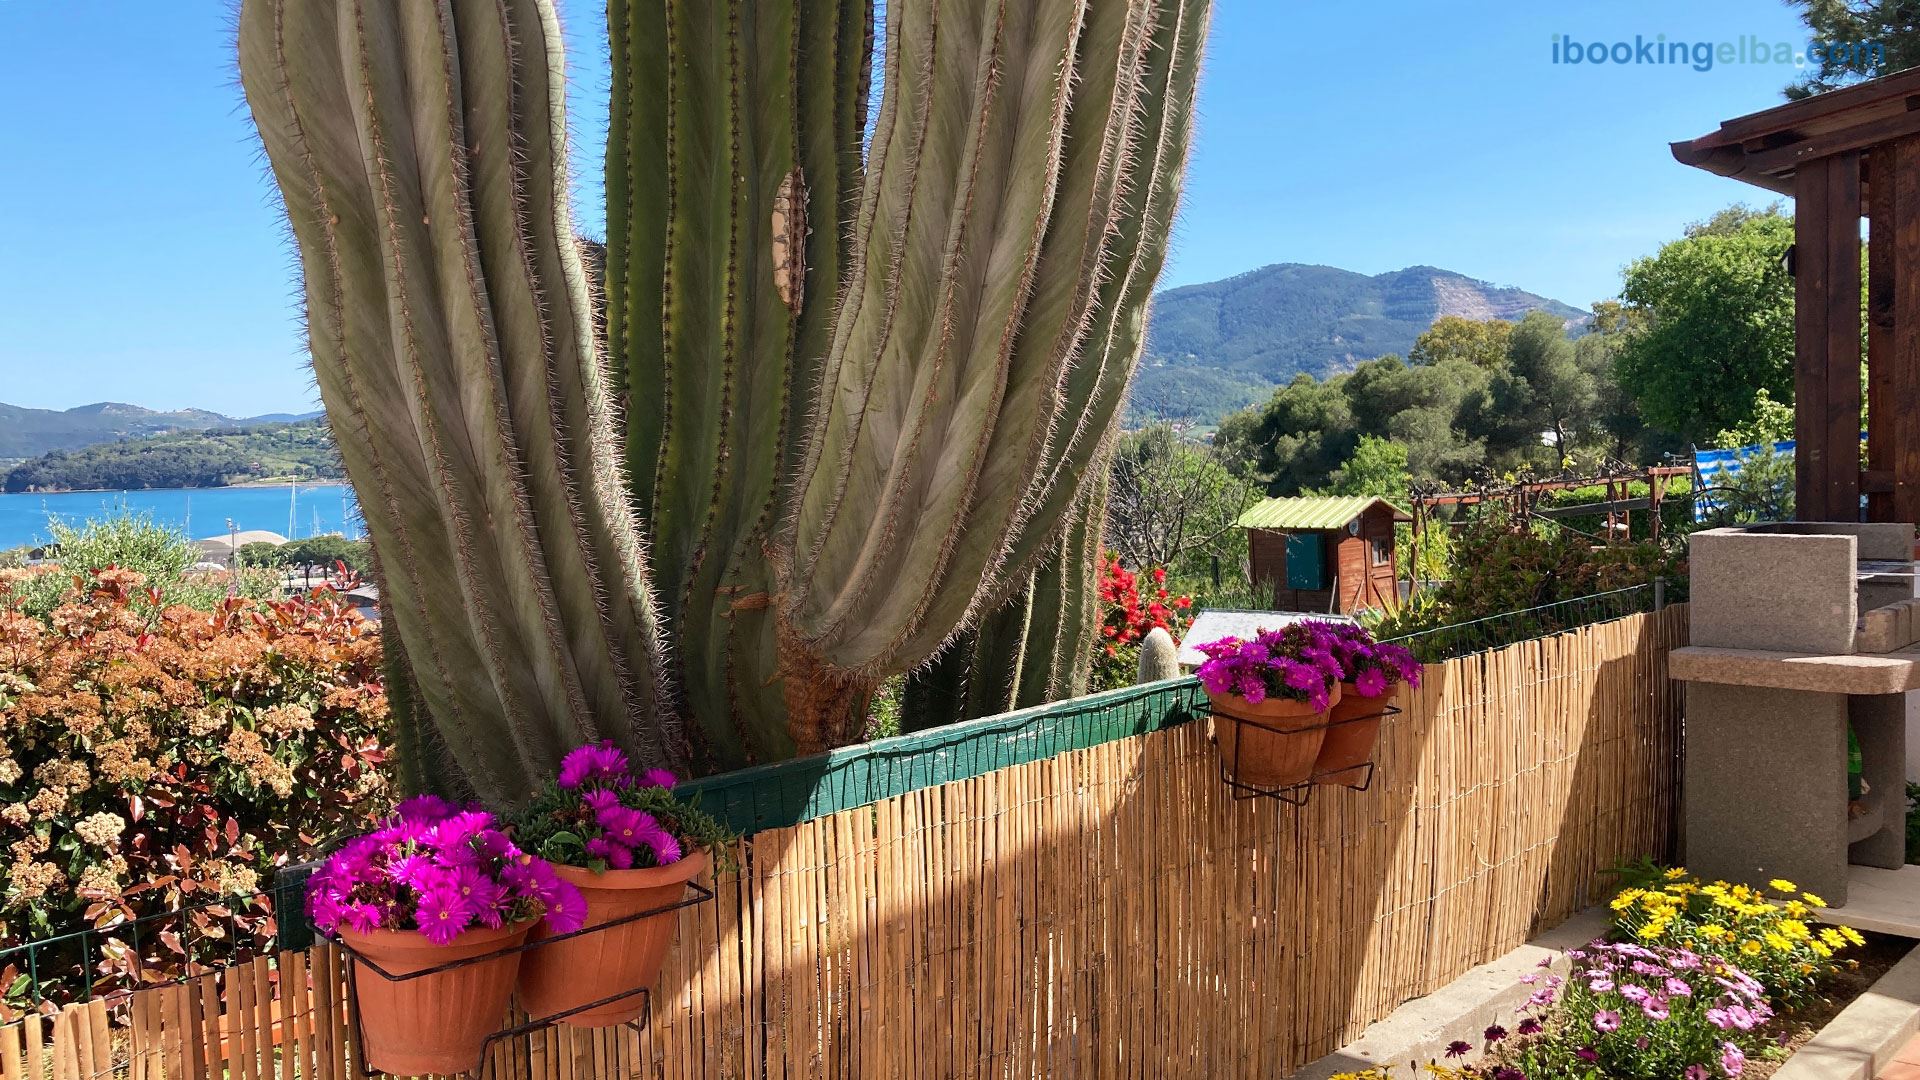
4,606,1687,1080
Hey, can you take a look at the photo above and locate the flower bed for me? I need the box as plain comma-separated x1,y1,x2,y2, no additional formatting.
0,566,391,1013
1327,869,1898,1079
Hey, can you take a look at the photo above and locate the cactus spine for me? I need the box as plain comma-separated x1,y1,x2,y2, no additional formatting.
242,0,1209,786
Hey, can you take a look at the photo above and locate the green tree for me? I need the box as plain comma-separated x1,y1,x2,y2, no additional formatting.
1485,311,1598,466
1787,1,1919,98
1576,303,1661,462
1612,206,1796,442
1713,388,1797,448
1322,435,1411,501
1211,374,1359,494
1104,426,1255,582
1409,315,1513,370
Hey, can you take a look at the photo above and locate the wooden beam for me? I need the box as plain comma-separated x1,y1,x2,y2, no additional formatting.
1869,148,1896,521
1894,137,1920,527
1746,101,1920,177
1795,152,1864,521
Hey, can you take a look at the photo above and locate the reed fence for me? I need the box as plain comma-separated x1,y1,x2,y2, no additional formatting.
4,606,1687,1080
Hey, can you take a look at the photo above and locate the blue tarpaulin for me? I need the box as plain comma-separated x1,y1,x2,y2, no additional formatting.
1692,440,1794,522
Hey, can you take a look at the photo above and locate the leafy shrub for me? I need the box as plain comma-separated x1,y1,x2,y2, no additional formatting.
1371,512,1683,656
0,566,390,1012
1607,865,1860,1005
11,515,279,619
1089,557,1193,691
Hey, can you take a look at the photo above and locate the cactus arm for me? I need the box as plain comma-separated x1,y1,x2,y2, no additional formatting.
609,0,870,768
786,0,1088,656
888,0,1154,660
962,577,1032,718
1001,0,1211,580
484,0,680,767
240,0,678,802
609,0,669,505
1016,444,1108,707
241,0,519,796
1136,627,1181,685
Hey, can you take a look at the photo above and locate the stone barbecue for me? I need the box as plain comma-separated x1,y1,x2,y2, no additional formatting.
1671,522,1912,904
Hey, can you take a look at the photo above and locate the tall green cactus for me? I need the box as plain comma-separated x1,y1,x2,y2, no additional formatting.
240,0,1208,788
613,0,1209,763
238,0,677,803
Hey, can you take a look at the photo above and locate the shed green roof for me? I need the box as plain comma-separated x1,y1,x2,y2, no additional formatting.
1235,495,1411,531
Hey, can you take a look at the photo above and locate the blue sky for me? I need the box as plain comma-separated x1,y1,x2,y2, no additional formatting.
0,0,1818,416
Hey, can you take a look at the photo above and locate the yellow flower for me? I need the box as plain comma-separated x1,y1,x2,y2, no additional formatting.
1698,923,1730,941
1841,926,1865,946
1768,878,1798,894
1784,900,1809,918
1810,941,1833,959
1637,920,1667,941
1765,932,1793,952
1741,939,1764,956
1780,919,1811,941
1819,928,1846,948
1801,891,1828,908
1664,866,1689,880
1611,889,1642,911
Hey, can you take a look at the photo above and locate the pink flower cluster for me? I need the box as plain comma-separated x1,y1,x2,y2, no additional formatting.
1193,620,1422,707
558,741,685,869
1320,621,1422,698
1543,940,1772,1078
306,795,586,946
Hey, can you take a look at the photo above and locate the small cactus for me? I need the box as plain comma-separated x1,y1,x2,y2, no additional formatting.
1136,627,1181,684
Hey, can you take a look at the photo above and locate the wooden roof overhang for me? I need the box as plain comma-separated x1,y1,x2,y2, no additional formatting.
1673,69,1920,525
1670,67,1920,198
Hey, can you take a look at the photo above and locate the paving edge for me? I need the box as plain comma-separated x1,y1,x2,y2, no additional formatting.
1289,907,1612,1080
1769,943,1920,1080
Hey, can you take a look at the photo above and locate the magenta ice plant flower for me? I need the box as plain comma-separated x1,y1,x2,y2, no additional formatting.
511,741,727,876
306,804,582,944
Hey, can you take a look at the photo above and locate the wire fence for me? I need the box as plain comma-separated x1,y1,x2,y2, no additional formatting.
1379,582,1666,663
0,871,309,1015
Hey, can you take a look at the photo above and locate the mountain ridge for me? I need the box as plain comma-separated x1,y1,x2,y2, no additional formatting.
1129,262,1587,424
0,401,324,465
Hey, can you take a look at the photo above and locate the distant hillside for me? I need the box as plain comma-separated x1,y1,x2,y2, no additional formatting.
1128,263,1587,424
4,418,339,493
0,402,323,465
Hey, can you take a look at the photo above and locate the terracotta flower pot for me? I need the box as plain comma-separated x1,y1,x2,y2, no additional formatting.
1210,683,1340,789
339,919,533,1076
1312,681,1394,786
517,849,709,1027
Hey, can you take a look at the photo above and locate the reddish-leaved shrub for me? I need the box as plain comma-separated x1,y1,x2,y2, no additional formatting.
0,566,391,1012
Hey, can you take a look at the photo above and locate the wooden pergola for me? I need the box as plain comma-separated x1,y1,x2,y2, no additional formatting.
1672,68,1920,524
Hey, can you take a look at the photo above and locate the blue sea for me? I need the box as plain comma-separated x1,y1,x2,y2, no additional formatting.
0,484,363,550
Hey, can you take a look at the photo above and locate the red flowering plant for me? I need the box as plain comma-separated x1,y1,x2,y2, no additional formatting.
1091,555,1195,690
306,797,585,946
0,566,391,1014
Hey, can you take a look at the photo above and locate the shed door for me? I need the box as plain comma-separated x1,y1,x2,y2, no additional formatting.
1285,533,1326,591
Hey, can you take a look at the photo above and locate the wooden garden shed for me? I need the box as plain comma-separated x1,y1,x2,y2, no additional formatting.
1238,495,1410,615
1673,68,1920,524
